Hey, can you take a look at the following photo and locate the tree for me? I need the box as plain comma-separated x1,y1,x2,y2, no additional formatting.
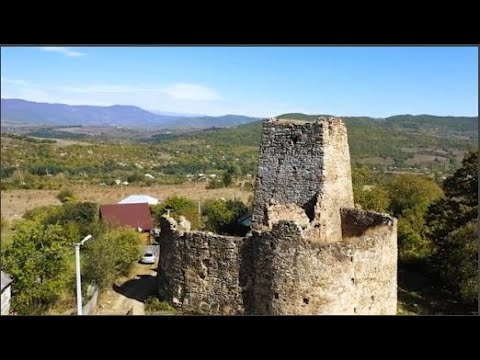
45,202,99,237
83,227,142,289
1,220,74,315
352,165,391,213
222,172,233,187
387,174,444,262
152,196,201,230
425,151,478,306
389,174,444,217
203,199,248,235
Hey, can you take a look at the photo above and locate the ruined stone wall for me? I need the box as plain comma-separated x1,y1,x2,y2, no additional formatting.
250,212,397,315
157,216,247,315
252,118,354,243
341,208,398,314
158,209,397,315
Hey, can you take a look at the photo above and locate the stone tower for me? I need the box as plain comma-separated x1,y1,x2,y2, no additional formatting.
252,117,354,243
157,117,398,315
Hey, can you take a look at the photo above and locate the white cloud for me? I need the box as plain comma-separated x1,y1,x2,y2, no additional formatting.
38,47,86,57
1,77,287,117
1,77,29,86
164,83,221,101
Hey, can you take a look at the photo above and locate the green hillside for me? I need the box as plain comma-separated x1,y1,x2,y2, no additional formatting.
1,114,477,190
159,114,477,171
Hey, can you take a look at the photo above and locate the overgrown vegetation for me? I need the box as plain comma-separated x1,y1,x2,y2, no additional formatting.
151,196,202,230
203,199,249,236
144,296,176,314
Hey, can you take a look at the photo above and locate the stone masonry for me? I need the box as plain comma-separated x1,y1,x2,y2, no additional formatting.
157,117,397,315
252,118,354,243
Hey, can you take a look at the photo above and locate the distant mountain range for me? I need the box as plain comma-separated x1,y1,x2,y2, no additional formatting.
0,99,260,130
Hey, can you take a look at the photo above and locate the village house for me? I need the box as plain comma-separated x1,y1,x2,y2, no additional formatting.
99,203,154,232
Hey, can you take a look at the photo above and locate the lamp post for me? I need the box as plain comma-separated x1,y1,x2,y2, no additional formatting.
75,234,93,315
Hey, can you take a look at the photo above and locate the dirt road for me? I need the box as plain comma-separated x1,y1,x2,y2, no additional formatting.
95,261,158,315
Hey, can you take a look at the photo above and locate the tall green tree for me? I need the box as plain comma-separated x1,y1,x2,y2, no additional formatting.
82,227,142,289
425,151,478,305
1,220,74,315
388,174,444,261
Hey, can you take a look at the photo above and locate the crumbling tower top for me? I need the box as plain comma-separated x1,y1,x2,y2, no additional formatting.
251,116,354,243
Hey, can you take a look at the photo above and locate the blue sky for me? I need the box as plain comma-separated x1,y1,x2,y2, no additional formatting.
1,46,478,117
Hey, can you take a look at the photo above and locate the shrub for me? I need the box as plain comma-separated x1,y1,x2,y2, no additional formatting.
145,296,176,314
57,189,76,203
206,179,224,189
152,196,202,230
203,199,248,236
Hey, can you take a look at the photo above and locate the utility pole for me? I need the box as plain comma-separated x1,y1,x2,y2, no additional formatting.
75,234,93,315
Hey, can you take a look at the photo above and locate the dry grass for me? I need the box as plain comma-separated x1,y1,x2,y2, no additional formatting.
405,154,446,165
357,157,395,165
1,183,253,222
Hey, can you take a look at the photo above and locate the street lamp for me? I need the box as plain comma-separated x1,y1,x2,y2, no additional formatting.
75,234,93,315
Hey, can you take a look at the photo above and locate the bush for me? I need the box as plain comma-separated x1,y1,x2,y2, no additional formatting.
152,196,202,230
203,199,248,236
145,296,176,314
57,189,76,203
206,179,224,189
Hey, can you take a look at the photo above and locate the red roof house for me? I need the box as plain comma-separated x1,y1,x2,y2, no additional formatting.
99,203,154,231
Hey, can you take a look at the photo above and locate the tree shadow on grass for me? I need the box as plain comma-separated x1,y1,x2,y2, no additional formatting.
397,265,476,315
113,274,157,303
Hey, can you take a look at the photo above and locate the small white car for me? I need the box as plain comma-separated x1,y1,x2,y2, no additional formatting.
140,251,156,264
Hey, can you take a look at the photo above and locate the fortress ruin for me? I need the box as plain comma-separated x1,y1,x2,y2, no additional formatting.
157,117,398,315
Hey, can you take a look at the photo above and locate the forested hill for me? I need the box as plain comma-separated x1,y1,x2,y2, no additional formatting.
153,114,477,170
